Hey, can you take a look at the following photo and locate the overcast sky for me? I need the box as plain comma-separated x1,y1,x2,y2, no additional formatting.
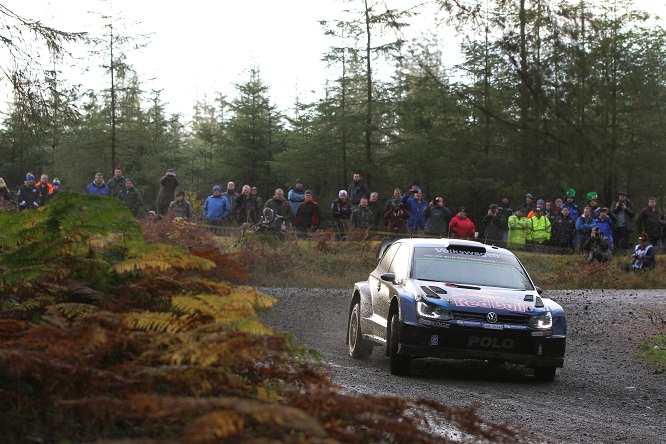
2,0,664,120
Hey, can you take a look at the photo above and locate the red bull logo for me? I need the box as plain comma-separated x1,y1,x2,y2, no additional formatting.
453,298,526,313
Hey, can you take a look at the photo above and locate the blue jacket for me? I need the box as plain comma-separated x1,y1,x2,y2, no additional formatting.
288,188,305,215
85,181,110,197
596,216,614,241
203,194,230,221
561,202,580,220
404,197,428,230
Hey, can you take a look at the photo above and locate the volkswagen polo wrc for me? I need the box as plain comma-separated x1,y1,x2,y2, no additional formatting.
346,238,566,381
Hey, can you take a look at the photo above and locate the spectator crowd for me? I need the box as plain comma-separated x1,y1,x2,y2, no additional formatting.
1,170,662,270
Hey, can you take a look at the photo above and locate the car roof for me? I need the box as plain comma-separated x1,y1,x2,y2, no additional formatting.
378,238,516,258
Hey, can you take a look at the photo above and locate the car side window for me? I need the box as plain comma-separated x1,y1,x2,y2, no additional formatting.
379,243,399,271
388,244,411,281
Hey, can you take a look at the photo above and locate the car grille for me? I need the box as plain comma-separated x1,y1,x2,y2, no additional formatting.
451,310,530,325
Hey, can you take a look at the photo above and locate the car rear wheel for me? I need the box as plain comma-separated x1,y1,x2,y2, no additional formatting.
533,366,557,382
348,302,372,359
389,313,410,376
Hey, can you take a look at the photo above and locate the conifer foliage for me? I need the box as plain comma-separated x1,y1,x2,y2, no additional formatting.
0,194,525,442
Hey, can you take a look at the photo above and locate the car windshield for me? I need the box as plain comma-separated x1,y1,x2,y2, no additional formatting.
412,246,533,290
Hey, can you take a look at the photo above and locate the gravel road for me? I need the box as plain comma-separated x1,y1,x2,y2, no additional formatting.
260,287,666,443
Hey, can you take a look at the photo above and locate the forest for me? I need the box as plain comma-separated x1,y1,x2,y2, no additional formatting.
1,0,666,221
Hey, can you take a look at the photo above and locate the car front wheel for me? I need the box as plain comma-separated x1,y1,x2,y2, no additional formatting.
389,313,410,375
533,366,557,382
348,302,372,359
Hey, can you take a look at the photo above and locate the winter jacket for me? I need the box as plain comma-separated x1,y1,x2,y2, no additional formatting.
351,205,375,229
633,243,656,270
225,190,240,213
118,186,144,217
36,181,53,206
507,215,528,246
575,215,597,251
610,198,635,231
288,187,305,216
235,194,261,224
295,200,320,231
17,182,40,211
384,207,409,233
636,206,665,238
404,197,428,231
157,175,180,213
551,214,576,248
583,235,612,263
107,176,125,197
168,199,192,219
449,215,476,239
203,194,231,221
347,180,370,207
264,197,293,225
481,213,503,244
85,181,111,197
423,205,452,236
527,215,551,243
560,202,580,220
595,216,614,250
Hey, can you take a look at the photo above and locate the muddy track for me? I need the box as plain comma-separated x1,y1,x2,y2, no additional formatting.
260,288,666,443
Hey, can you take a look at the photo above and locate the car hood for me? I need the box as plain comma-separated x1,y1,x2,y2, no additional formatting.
415,280,542,315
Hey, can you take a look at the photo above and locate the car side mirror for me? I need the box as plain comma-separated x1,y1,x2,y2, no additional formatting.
535,286,543,295
381,272,396,283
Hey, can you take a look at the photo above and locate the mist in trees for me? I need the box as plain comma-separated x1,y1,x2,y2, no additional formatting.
1,0,666,218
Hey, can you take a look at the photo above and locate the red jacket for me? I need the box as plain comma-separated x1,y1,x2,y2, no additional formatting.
449,215,476,239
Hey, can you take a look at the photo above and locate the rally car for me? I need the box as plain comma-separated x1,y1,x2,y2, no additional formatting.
346,238,566,381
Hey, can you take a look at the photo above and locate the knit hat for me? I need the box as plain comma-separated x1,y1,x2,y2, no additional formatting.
26,173,35,181
339,190,347,196
296,179,303,184
52,178,60,187
536,199,545,207
212,185,222,192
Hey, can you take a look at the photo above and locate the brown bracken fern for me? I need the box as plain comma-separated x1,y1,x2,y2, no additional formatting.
0,193,528,443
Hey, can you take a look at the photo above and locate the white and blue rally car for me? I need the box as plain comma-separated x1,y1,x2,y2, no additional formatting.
346,238,566,381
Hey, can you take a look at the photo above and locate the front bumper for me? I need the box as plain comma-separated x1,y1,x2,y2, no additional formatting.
399,321,566,368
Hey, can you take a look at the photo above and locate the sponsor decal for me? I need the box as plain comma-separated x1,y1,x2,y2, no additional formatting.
418,318,450,328
468,336,515,349
430,335,439,346
453,298,527,313
483,323,504,330
457,320,482,327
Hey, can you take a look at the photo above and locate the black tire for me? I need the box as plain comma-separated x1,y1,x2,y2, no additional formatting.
533,366,557,382
389,313,410,376
348,302,373,359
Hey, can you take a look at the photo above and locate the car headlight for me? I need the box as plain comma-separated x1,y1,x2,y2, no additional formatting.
417,300,453,320
529,311,552,329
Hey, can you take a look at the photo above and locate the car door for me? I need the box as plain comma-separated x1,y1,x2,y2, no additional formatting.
368,242,400,339
373,243,411,338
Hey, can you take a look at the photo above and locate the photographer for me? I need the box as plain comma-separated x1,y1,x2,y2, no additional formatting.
481,203,504,246
631,233,656,271
253,207,286,239
610,189,635,252
582,226,612,263
384,199,409,234
423,196,452,237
